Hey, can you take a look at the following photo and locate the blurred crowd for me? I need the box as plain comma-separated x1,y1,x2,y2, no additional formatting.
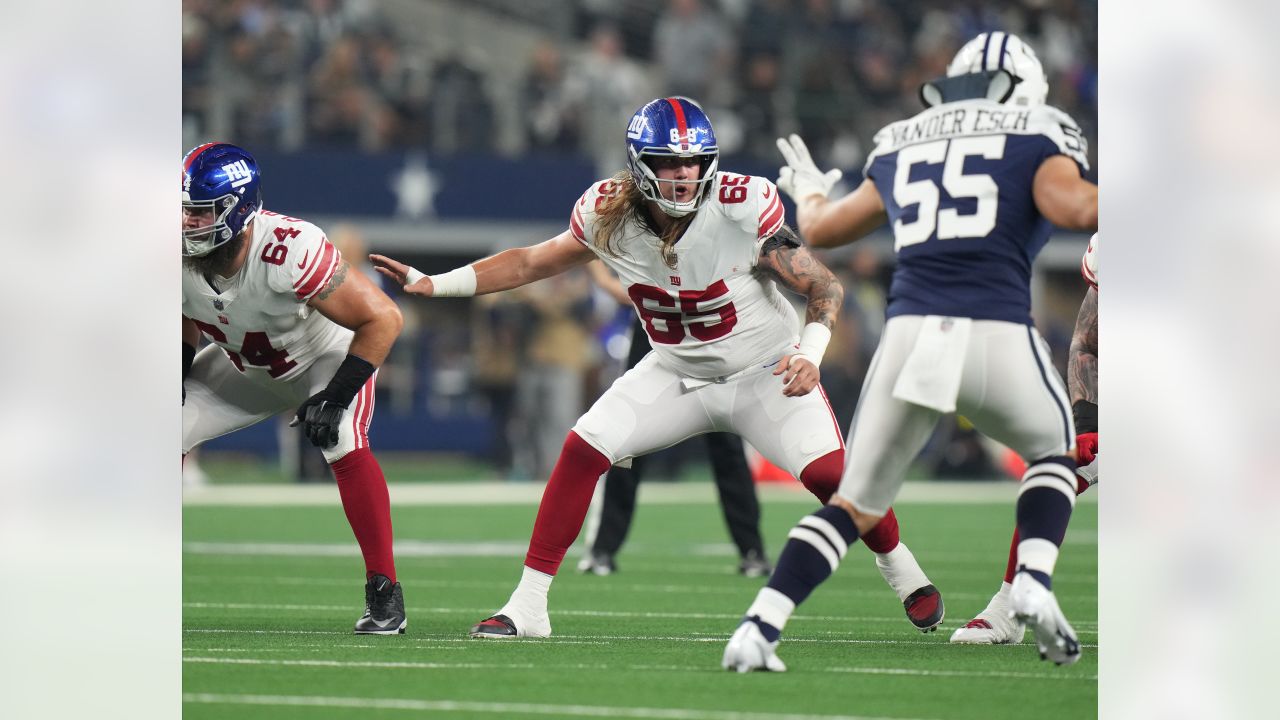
183,0,1097,172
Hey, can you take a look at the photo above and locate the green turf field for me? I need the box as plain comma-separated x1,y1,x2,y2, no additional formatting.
183,483,1097,719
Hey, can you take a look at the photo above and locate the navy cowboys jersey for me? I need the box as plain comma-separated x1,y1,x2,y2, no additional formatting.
864,100,1089,324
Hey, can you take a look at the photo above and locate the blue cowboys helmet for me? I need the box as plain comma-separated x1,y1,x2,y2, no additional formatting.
181,142,263,257
625,97,719,217
921,32,1049,109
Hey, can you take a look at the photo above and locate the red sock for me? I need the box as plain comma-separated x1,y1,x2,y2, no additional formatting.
330,448,396,583
525,432,613,575
1003,527,1021,583
798,449,843,503
862,506,901,554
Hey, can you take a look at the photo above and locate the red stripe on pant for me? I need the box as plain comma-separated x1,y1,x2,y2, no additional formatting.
525,431,613,575
330,447,396,583
798,448,901,553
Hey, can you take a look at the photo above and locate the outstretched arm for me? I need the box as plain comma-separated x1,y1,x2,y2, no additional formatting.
1033,155,1098,231
370,231,596,298
775,134,888,249
755,226,844,397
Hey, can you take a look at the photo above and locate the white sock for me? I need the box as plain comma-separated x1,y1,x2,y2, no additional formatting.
746,587,795,633
875,543,931,601
508,565,553,609
1016,537,1060,577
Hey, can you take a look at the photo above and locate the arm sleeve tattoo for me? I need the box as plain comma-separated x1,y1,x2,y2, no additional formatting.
757,228,843,330
1067,287,1098,404
315,260,350,301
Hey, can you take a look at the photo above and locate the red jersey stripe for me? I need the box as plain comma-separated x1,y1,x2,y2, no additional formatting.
570,206,585,241
295,241,338,300
758,193,782,222
758,201,785,238
293,239,335,290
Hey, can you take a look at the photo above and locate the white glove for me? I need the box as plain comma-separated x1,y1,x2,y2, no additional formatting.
775,134,843,202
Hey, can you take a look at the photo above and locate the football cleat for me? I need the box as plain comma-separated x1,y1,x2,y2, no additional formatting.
576,550,616,576
353,574,406,635
469,603,552,639
903,584,945,633
722,619,787,673
1010,571,1080,665
737,549,772,578
950,583,1026,645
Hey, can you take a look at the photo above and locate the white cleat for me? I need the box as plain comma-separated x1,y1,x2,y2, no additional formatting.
722,620,787,673
950,583,1026,645
1010,572,1080,665
469,602,552,639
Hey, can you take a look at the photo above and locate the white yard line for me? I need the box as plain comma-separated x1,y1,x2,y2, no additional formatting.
183,656,1094,683
183,480,1097,507
182,692,936,720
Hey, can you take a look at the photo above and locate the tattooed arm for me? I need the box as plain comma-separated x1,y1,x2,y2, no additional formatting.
308,259,404,366
1067,287,1098,405
756,226,844,330
756,225,844,396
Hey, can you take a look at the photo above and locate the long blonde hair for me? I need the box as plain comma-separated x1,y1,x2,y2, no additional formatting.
591,171,694,270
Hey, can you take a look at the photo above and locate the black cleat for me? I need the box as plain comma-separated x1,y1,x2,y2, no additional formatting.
903,584,945,633
737,549,773,578
354,574,406,635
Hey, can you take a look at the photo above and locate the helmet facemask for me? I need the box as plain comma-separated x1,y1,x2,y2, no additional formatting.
630,148,719,218
930,32,1049,109
182,191,255,257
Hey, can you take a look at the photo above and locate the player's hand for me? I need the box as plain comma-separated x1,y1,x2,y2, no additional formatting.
776,134,842,202
1075,432,1098,465
774,354,820,397
290,394,346,449
369,254,435,296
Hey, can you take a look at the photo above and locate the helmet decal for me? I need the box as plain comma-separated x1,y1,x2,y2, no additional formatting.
624,97,720,218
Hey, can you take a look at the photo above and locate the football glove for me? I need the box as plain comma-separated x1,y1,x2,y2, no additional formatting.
295,396,346,449
1075,432,1098,466
775,134,842,202
290,354,376,449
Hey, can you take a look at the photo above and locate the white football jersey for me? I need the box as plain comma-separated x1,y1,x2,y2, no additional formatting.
570,172,798,379
181,209,352,381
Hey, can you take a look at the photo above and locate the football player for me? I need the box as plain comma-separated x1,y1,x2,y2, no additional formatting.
181,143,408,634
723,32,1098,672
371,96,943,639
951,232,1098,644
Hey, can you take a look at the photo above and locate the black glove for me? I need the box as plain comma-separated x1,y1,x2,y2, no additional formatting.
296,398,346,449
293,354,376,449
183,342,196,405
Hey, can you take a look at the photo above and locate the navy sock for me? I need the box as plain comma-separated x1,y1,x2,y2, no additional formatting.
747,615,781,642
1018,567,1054,590
1016,456,1076,546
765,505,861,607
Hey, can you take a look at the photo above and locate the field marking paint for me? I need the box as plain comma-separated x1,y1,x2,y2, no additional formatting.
182,601,1095,631
183,656,1094,683
183,692,935,720
183,480,1097,507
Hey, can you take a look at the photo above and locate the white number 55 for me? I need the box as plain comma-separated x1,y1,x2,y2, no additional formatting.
892,136,1005,250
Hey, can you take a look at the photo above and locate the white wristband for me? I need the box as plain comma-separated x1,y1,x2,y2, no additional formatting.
427,265,478,297
405,267,427,285
795,322,832,365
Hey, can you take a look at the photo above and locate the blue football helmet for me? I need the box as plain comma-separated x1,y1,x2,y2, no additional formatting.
625,97,719,217
181,142,263,257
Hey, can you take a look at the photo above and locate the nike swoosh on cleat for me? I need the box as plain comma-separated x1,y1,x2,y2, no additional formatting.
371,617,399,629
